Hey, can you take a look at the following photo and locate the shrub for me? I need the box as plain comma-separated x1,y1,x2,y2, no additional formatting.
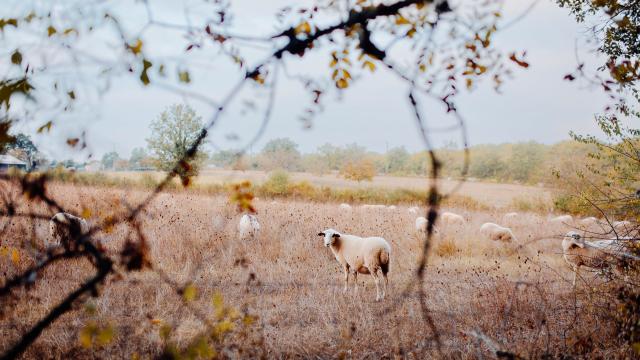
260,170,290,196
342,159,375,182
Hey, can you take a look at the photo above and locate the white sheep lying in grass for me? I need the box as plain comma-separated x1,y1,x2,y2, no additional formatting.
613,220,634,233
339,203,352,210
317,228,391,301
439,211,465,227
562,231,638,287
48,212,90,250
550,215,573,225
361,204,387,210
387,205,397,210
238,214,260,240
480,222,516,242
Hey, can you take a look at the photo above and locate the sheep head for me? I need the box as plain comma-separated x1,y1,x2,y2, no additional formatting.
563,231,584,250
318,228,341,247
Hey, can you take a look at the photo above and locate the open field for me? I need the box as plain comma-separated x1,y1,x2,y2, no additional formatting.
1,182,631,358
104,169,553,208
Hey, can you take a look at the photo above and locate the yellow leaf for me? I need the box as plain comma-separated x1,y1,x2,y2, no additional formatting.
151,318,163,325
419,63,426,72
182,284,197,302
242,315,254,326
336,78,348,89
343,69,352,80
329,59,337,68
212,292,224,310
81,207,92,219
395,16,410,25
11,249,20,265
294,21,311,35
96,325,115,346
129,39,143,55
47,26,57,36
363,60,376,72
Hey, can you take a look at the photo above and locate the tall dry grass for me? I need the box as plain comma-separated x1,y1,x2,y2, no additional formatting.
0,184,635,358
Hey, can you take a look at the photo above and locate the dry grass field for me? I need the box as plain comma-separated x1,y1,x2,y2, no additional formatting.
0,182,630,358
106,169,552,208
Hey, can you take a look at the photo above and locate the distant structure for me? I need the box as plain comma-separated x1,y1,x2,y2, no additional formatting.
0,154,27,172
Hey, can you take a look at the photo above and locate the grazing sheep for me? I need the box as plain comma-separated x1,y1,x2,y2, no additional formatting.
550,215,573,225
613,220,633,232
480,222,516,242
238,214,260,240
408,206,420,214
579,217,600,227
439,211,465,227
48,212,90,250
339,203,352,210
415,217,439,234
361,204,387,210
562,231,637,287
317,228,391,301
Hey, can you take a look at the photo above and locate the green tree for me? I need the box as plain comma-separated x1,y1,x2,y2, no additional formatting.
101,151,120,170
146,104,206,178
210,149,241,169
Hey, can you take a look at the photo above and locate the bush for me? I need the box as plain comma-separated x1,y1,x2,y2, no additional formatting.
260,170,290,196
342,159,376,182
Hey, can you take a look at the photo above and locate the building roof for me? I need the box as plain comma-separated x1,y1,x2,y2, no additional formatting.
0,154,27,165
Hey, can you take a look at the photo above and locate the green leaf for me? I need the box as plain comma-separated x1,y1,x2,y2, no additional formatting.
140,59,152,86
11,50,22,65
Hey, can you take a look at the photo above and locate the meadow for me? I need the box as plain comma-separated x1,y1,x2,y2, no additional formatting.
1,176,630,358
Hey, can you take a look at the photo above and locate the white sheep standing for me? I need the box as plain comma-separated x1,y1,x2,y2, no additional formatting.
562,231,638,287
439,211,465,227
415,216,439,235
339,203,352,210
361,204,387,210
238,214,260,240
408,206,420,214
550,215,574,225
318,228,391,301
479,222,516,242
48,212,91,250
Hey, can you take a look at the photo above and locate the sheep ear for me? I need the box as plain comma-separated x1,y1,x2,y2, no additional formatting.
317,232,325,236
332,233,340,238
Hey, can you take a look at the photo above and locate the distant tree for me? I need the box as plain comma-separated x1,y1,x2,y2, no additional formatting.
146,103,206,179
300,153,328,175
259,138,301,171
101,151,120,170
3,133,39,169
210,149,241,169
342,159,376,182
385,146,410,174
317,143,342,171
508,142,546,183
114,159,131,171
129,147,147,169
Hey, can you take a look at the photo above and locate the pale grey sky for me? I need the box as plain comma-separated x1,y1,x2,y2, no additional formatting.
4,0,612,160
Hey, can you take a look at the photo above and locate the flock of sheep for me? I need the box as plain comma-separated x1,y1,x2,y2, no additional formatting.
47,203,638,301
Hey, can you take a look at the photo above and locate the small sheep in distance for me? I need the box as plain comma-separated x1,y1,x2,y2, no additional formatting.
408,206,420,214
415,216,439,235
562,231,639,287
480,222,516,242
339,203,352,210
238,214,260,240
439,211,465,227
318,228,391,301
48,212,91,251
550,215,573,225
361,204,387,210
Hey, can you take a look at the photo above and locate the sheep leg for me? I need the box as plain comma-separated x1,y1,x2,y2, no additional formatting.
343,266,349,294
372,270,382,301
572,265,580,288
382,271,388,298
352,271,358,292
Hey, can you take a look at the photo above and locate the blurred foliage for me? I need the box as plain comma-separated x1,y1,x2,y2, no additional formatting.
558,0,640,85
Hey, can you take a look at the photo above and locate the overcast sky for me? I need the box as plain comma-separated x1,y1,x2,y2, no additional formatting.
6,0,612,160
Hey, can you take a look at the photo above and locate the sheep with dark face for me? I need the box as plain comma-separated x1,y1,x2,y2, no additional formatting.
318,228,391,301
480,222,516,242
48,212,90,251
562,231,638,287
